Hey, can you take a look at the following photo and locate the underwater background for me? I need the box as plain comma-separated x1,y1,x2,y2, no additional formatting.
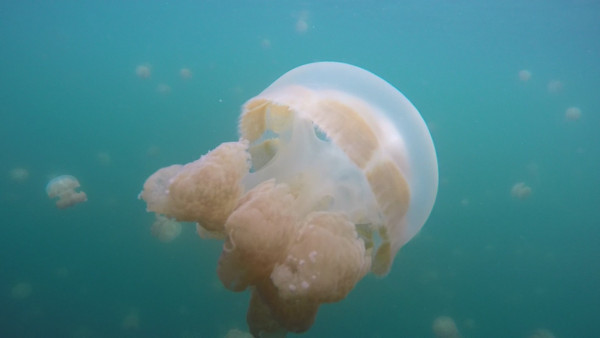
1,1,599,337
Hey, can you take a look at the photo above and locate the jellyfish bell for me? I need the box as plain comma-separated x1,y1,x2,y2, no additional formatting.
135,64,151,79
432,316,461,338
9,167,29,182
511,182,532,200
139,62,438,336
46,175,87,209
565,106,581,121
518,69,532,81
150,214,182,242
180,68,192,79
547,80,563,93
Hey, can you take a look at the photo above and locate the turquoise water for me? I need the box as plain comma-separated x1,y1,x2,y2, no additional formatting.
1,1,599,337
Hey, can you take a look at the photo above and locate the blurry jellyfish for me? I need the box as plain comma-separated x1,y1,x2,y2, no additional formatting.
135,64,151,79
260,38,272,49
224,329,253,338
146,145,160,157
565,106,581,121
139,62,438,336
11,281,33,299
9,167,29,182
180,68,192,79
46,175,87,209
121,308,140,330
518,70,531,81
547,80,563,93
295,10,309,33
96,151,111,166
150,214,182,242
511,182,532,200
529,328,556,338
156,83,171,94
432,316,461,338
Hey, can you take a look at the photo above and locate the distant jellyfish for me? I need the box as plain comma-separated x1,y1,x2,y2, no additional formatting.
11,281,33,299
180,68,192,79
150,214,182,242
9,167,29,182
518,70,532,81
565,106,581,121
432,316,461,338
225,329,253,338
511,182,532,200
96,151,111,166
529,328,556,338
156,84,171,94
146,145,160,157
260,38,272,49
295,10,310,33
46,175,87,209
121,308,140,330
547,80,563,93
135,64,151,79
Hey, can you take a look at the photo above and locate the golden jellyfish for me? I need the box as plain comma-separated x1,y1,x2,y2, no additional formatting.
150,214,182,242
11,281,33,299
139,62,438,336
565,106,581,121
295,10,310,34
156,83,171,94
432,316,461,338
135,64,151,79
225,329,253,338
511,182,532,200
529,328,556,338
46,175,87,209
547,80,563,93
518,70,531,81
180,68,192,79
9,167,29,182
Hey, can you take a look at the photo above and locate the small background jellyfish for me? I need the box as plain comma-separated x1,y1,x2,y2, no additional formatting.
547,80,563,93
511,182,532,200
150,214,182,242
180,68,192,79
565,107,581,121
135,64,151,79
9,167,29,182
529,328,556,338
46,175,87,209
10,281,33,299
432,316,461,338
518,69,532,81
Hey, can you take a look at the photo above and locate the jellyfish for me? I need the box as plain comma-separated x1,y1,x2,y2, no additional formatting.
150,214,182,242
295,10,310,33
529,328,556,338
46,175,87,209
432,316,461,338
565,106,581,121
11,281,32,299
547,80,563,93
511,182,532,200
518,70,531,82
9,167,29,182
180,68,192,79
156,84,171,94
139,62,438,336
135,64,151,79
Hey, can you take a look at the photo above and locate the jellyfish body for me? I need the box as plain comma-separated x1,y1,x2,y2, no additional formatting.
150,214,182,242
511,182,532,200
140,62,438,336
46,175,87,209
